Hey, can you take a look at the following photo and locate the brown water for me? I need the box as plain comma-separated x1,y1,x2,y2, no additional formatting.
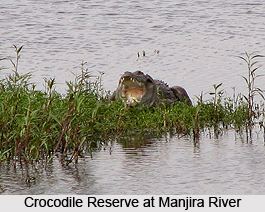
1,0,265,194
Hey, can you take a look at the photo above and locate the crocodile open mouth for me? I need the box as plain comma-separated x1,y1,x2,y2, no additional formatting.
119,76,146,105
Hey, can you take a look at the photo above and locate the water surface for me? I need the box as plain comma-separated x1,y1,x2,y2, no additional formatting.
1,0,265,96
1,0,265,194
1,132,265,194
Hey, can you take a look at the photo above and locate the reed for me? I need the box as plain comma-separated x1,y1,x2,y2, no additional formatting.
238,52,265,142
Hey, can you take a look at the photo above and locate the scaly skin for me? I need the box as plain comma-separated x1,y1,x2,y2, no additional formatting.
111,71,192,106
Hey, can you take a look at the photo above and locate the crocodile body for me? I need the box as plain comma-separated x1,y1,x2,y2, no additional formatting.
111,71,192,106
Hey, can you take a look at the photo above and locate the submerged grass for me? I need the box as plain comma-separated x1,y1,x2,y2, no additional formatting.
0,46,264,163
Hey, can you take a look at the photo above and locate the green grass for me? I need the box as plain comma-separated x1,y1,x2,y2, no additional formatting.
0,46,263,164
0,75,249,163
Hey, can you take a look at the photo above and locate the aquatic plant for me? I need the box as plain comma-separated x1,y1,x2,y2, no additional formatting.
0,47,261,164
238,52,265,142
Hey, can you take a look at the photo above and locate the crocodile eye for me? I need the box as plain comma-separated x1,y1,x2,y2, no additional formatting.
135,71,143,75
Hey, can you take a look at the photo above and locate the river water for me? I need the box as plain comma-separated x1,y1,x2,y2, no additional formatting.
1,0,265,194
1,132,265,194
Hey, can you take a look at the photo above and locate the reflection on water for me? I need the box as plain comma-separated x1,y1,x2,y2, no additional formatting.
1,131,265,194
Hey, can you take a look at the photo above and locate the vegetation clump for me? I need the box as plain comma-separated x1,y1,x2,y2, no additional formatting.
0,46,264,163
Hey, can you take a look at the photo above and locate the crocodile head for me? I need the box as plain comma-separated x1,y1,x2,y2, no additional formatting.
117,71,157,106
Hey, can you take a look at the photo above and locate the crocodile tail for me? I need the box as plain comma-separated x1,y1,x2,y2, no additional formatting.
171,86,192,106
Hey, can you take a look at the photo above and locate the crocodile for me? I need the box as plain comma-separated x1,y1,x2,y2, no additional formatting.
111,71,192,107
